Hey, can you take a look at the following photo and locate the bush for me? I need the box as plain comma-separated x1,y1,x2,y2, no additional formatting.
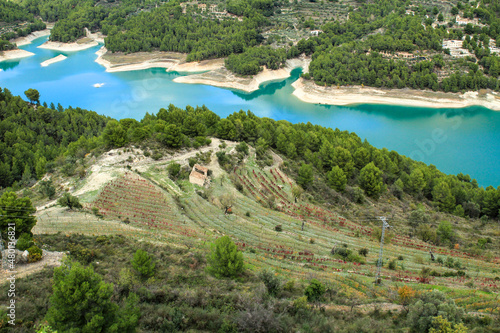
388,259,397,270
283,279,295,292
259,269,281,296
333,247,352,259
305,279,326,302
290,296,311,315
167,163,181,178
347,253,366,264
131,249,156,279
445,256,455,268
274,225,282,232
235,142,249,155
358,248,369,257
207,236,244,278
27,245,43,263
57,193,82,210
16,233,34,251
407,290,465,333
398,255,404,260
68,243,98,264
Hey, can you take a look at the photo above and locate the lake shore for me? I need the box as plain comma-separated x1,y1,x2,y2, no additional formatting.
94,46,225,73
0,49,35,62
38,38,99,52
41,54,67,67
292,78,500,110
12,29,52,47
173,57,311,92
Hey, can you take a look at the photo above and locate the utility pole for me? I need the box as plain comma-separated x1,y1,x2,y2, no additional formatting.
375,216,390,284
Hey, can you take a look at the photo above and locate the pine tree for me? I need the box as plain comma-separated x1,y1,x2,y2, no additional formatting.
359,162,385,198
207,235,244,278
297,164,314,188
46,261,139,332
131,249,156,279
327,166,347,192
0,191,36,238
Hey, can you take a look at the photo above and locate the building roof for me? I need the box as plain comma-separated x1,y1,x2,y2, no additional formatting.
193,164,208,173
190,171,207,180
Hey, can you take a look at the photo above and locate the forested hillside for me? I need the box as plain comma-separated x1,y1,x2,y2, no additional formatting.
3,0,500,91
2,88,498,225
0,88,109,189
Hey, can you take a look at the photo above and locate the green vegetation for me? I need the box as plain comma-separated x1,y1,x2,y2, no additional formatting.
57,193,83,210
0,88,499,331
3,87,500,225
0,88,109,189
0,191,36,238
3,0,500,88
207,235,244,278
131,249,156,279
45,259,139,332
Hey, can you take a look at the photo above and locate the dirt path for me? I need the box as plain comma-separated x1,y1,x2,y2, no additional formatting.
0,250,65,284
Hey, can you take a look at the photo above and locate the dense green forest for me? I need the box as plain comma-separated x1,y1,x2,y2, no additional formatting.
2,88,498,225
0,0,45,51
0,88,109,189
4,0,500,88
104,3,265,60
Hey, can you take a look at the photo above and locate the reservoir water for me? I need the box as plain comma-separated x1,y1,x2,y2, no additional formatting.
1,36,499,187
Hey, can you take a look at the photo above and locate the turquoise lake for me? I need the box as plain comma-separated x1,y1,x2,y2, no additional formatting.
1,36,499,187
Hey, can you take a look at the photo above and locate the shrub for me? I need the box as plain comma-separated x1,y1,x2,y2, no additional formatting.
429,316,468,333
407,290,465,333
398,285,416,308
132,249,156,279
207,236,244,278
333,247,352,259
16,233,34,251
305,279,325,302
152,152,163,160
309,238,315,244
358,248,369,257
388,259,397,270
290,296,311,315
259,269,281,297
283,279,295,292
445,256,455,268
68,243,98,264
347,253,366,264
235,142,249,155
420,267,431,284
27,245,43,263
57,193,82,210
274,225,282,232
398,255,404,260
245,211,251,217
167,163,181,178
437,257,444,264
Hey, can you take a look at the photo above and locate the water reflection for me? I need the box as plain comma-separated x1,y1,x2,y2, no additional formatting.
0,60,21,71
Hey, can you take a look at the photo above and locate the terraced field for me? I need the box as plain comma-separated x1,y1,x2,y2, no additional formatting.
49,159,500,315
